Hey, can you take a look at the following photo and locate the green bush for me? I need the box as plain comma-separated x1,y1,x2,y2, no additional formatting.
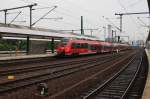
0,40,26,51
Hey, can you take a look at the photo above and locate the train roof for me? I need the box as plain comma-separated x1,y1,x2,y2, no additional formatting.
61,38,131,47
63,38,113,46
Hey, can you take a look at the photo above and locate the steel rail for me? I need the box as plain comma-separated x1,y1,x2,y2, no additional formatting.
82,51,143,99
49,52,135,99
0,52,131,93
0,53,121,76
121,56,142,99
82,54,137,99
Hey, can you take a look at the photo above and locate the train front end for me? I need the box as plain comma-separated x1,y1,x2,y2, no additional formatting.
56,38,72,56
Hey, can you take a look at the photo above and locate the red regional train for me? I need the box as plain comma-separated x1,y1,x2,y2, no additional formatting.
56,38,130,56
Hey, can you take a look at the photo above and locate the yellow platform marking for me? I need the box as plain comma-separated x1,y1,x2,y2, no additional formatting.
7,75,15,80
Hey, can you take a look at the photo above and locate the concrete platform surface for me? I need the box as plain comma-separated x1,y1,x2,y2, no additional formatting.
0,53,56,61
142,49,150,99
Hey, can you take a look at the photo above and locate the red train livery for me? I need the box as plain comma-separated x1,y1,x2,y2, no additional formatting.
56,38,129,56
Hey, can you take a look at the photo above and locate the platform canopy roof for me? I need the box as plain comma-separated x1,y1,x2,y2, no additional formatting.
0,23,99,40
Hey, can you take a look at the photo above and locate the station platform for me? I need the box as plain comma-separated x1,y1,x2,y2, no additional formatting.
0,53,56,61
142,49,150,99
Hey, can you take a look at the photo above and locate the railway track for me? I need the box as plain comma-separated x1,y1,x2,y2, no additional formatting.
48,51,136,99
0,52,120,72
0,51,134,94
125,51,148,99
0,54,122,85
0,52,112,67
0,53,122,76
80,50,146,99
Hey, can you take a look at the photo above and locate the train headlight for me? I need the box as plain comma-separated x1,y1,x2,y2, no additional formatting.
65,47,71,52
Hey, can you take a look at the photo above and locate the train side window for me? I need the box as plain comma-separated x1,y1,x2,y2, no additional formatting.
92,45,94,50
96,45,99,50
76,43,80,48
88,44,91,49
72,43,75,48
94,45,97,50
85,43,88,48
93,45,95,50
91,45,93,50
99,45,102,49
91,45,96,50
72,43,77,49
103,45,106,49
79,43,82,48
81,43,87,48
81,44,84,48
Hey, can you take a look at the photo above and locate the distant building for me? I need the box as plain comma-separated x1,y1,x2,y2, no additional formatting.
132,40,145,47
136,40,145,47
107,24,112,42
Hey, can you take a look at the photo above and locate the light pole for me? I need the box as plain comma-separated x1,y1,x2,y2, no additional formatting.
103,26,106,41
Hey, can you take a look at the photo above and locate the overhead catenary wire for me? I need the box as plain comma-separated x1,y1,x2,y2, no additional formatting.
127,0,143,8
137,17,148,26
117,0,149,24
20,10,81,29
116,0,146,37
103,16,121,31
117,0,139,26
118,0,149,40
9,11,22,24
31,6,57,26
57,20,80,28
54,9,97,28
137,17,150,28
20,0,99,28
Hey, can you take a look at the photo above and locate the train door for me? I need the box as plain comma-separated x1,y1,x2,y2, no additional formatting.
71,43,78,55
84,43,88,53
88,44,92,53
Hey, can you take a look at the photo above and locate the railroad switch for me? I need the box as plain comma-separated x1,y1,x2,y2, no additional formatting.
37,83,49,96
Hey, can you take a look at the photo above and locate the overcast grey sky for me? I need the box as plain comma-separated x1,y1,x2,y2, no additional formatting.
0,0,149,41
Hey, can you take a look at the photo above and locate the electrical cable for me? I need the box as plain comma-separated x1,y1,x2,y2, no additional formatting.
9,11,22,24
127,0,142,8
117,0,149,41
117,0,143,30
18,0,103,32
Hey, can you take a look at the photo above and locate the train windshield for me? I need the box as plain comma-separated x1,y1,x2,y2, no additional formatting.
60,38,70,46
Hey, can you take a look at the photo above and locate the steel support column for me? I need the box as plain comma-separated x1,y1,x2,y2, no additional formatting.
4,10,7,24
81,16,84,35
26,36,30,54
51,37,54,53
